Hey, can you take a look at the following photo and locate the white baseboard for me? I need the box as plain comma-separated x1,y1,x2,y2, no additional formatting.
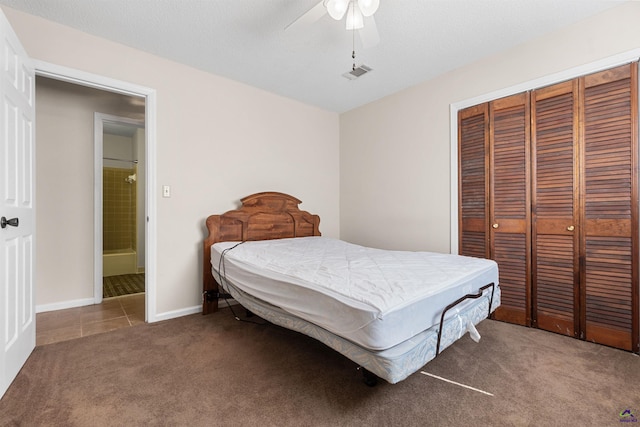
36,297,238,322
151,299,238,322
36,297,95,313
152,305,201,322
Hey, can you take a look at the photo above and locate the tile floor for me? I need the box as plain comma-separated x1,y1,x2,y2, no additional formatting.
36,293,145,346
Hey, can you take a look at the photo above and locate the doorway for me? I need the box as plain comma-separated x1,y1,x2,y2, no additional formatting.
95,114,145,302
34,64,157,322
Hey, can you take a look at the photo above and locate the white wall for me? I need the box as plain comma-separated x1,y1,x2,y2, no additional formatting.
2,7,340,318
340,2,640,253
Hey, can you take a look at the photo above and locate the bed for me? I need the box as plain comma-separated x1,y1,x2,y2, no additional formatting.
202,192,500,385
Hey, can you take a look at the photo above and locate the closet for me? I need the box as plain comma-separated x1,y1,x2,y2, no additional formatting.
458,62,639,352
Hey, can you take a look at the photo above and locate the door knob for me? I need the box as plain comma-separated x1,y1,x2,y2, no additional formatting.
567,225,575,231
492,223,499,229
1,217,19,229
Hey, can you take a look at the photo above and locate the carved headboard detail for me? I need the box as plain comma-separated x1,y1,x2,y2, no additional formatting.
202,192,321,314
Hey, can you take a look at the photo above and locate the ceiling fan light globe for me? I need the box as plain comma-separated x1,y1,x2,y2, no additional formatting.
345,2,364,30
357,0,380,17
325,0,349,20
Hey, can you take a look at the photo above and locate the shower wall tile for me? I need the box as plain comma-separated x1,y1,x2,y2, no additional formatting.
103,167,137,251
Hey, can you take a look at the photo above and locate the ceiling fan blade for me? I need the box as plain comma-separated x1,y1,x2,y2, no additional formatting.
285,1,327,31
358,15,380,48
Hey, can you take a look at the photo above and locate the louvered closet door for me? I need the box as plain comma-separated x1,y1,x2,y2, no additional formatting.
581,63,638,352
531,80,580,337
459,104,489,258
489,93,531,325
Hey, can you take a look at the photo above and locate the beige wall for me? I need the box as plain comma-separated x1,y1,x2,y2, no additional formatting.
340,2,640,253
2,7,340,317
6,2,637,317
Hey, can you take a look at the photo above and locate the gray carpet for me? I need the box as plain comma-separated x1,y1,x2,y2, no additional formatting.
0,310,638,426
103,273,145,298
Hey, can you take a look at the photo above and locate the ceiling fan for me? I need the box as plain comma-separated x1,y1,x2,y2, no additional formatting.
286,0,381,48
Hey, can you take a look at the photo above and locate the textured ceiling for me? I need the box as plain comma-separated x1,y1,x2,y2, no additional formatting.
0,0,629,112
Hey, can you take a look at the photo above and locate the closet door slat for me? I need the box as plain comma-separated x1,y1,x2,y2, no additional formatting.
582,63,638,351
532,80,579,337
459,104,489,259
490,93,530,325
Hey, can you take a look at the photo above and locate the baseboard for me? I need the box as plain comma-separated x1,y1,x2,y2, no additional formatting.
152,299,239,323
36,297,238,320
36,297,95,313
152,305,201,322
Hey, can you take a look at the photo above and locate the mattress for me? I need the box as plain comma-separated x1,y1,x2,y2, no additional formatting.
211,236,499,351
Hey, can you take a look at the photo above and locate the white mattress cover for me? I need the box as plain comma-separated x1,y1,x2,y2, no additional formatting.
211,237,498,351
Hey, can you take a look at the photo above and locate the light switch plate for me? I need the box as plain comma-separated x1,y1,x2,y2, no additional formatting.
162,185,171,198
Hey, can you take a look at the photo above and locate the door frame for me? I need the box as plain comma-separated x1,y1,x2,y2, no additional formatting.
34,60,159,322
94,113,145,306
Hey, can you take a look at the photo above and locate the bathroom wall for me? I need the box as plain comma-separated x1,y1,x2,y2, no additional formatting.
103,133,138,252
103,169,136,251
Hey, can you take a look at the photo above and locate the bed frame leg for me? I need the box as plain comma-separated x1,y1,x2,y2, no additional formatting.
360,368,378,387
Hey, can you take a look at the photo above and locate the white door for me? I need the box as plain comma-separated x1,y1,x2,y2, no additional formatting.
0,10,36,399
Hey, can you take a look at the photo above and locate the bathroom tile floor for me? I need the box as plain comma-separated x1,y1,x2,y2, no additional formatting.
36,293,145,346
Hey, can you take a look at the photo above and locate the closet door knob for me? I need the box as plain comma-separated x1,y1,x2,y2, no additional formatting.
567,225,575,231
492,223,499,229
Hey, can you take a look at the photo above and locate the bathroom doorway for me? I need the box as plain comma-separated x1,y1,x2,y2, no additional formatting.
97,114,146,301
34,74,154,321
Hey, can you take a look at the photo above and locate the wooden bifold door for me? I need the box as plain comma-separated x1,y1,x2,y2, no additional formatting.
458,62,639,353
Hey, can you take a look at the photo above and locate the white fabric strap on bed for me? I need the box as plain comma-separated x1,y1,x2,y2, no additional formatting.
435,282,495,355
466,320,481,342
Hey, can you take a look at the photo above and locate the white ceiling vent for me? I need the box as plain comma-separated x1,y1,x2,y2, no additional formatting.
342,64,372,80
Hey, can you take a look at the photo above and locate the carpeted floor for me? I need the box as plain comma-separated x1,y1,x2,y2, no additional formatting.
103,273,145,298
0,310,638,426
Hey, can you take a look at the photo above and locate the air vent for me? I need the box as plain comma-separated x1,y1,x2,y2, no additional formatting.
342,64,372,80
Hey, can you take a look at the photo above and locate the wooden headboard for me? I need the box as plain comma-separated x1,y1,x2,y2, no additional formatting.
202,192,321,314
